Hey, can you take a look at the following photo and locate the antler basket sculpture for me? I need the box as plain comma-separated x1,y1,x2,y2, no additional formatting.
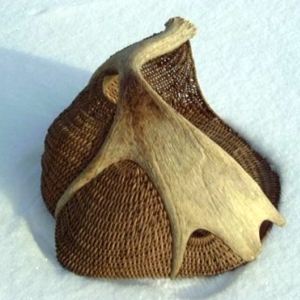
41,17,285,278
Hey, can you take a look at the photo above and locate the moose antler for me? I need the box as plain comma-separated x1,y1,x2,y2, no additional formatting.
51,17,285,278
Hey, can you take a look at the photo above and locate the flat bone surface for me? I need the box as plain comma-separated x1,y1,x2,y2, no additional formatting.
54,17,285,278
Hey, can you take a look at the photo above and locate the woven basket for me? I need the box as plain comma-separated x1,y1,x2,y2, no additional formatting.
41,17,284,278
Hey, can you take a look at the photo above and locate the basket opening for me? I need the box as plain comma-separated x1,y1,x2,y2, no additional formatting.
191,229,210,238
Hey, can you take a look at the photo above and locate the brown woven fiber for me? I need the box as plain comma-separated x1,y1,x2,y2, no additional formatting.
41,17,284,278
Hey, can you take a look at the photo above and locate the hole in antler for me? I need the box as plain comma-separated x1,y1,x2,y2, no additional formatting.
103,75,120,104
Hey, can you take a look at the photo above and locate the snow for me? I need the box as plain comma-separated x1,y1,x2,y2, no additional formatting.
0,0,299,299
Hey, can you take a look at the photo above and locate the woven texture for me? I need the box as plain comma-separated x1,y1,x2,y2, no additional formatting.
41,41,280,278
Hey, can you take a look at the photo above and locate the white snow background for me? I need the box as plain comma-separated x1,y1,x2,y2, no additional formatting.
0,0,299,299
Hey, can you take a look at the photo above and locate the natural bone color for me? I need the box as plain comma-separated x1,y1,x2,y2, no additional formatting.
41,17,285,278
